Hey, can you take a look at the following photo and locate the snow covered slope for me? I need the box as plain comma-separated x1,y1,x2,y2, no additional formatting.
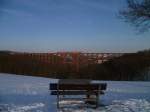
0,73,150,112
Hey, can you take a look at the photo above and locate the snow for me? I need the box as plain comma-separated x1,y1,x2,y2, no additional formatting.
58,99,150,112
0,103,45,112
0,73,150,112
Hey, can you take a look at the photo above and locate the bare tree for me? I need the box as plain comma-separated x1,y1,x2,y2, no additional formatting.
120,0,150,32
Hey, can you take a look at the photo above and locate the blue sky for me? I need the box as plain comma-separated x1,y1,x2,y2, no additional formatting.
0,0,150,53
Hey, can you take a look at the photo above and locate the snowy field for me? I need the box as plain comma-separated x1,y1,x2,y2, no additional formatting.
0,73,150,112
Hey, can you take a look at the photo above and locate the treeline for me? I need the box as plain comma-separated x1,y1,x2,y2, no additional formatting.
0,50,150,80
0,51,76,78
78,49,150,80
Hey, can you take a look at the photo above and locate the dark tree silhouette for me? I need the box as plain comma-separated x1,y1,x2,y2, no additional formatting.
120,0,150,32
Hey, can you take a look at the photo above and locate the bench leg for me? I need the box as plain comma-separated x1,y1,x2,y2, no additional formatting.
86,94,90,99
95,85,101,108
57,94,60,109
57,84,60,109
96,94,99,108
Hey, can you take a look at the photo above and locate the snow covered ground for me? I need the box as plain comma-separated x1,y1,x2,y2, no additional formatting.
0,73,150,112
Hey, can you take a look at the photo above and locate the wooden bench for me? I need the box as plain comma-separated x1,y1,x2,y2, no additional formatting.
49,79,107,108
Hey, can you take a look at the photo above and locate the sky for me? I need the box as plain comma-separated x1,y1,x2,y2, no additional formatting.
0,0,150,53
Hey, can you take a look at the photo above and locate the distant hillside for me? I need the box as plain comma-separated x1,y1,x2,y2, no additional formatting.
0,50,150,80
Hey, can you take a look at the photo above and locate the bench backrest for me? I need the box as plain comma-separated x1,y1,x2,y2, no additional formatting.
50,83,107,91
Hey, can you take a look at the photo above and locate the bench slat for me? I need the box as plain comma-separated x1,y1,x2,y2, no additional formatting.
59,84,99,90
50,83,107,90
51,90,104,95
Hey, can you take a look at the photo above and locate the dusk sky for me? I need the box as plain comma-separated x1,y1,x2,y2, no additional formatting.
0,0,150,53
